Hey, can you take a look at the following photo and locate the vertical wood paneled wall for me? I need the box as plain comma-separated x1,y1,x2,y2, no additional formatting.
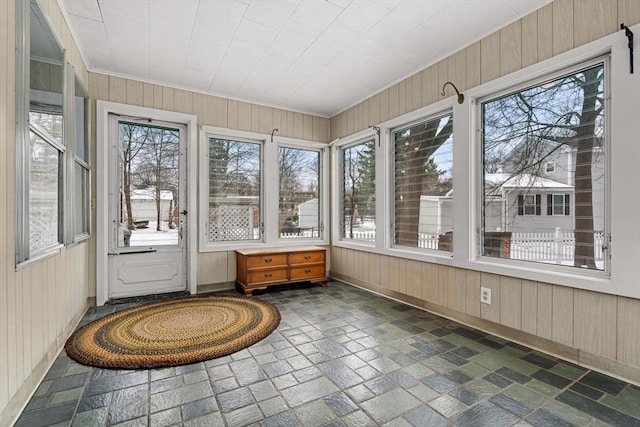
87,74,331,291
0,1,91,424
329,0,640,382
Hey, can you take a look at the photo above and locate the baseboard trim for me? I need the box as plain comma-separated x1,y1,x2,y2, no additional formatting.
329,273,640,387
197,281,235,294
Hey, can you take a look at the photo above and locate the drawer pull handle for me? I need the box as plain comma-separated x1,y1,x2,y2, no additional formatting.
304,269,311,274
304,255,311,260
264,258,272,263
265,273,272,278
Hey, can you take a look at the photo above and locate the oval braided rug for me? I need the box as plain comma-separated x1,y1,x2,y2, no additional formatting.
65,295,281,369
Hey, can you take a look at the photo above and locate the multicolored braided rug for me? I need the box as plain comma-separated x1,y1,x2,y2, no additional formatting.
64,295,281,369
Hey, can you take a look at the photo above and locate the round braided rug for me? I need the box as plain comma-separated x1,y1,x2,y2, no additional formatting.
64,295,281,369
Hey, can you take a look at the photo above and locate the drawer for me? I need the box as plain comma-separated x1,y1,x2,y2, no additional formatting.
247,268,288,285
289,251,325,265
246,254,288,269
290,265,325,280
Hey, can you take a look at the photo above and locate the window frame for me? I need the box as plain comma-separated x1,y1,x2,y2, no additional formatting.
476,56,609,278
390,111,454,254
277,142,324,242
199,126,329,252
517,194,541,216
336,136,377,246
16,0,91,266
548,193,571,216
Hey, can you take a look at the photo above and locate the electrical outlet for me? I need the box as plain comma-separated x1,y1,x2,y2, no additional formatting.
480,287,492,304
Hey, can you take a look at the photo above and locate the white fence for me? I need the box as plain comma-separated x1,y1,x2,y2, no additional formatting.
510,228,604,262
346,231,439,249
345,228,605,262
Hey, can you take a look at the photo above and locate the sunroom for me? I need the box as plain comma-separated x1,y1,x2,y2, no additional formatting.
3,0,640,425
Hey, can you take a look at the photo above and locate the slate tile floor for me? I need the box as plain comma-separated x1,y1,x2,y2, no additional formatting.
15,281,640,427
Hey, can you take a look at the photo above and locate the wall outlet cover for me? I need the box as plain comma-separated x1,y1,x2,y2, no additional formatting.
480,287,492,304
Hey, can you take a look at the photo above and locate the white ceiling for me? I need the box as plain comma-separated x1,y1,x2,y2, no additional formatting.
59,0,550,117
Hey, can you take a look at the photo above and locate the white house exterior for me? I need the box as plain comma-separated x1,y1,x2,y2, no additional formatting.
129,188,174,223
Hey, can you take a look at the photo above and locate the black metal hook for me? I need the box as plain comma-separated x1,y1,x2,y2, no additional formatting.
441,81,464,104
271,128,279,143
621,23,634,74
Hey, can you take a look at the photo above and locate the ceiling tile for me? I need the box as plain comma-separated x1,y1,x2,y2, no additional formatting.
60,0,552,117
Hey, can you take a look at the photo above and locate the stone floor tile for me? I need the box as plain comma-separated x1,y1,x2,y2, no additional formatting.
150,381,212,413
339,409,377,427
218,387,255,413
344,384,375,403
452,400,520,427
258,395,289,418
223,403,263,427
556,390,640,426
183,411,225,427
404,405,450,427
280,376,338,407
428,394,468,418
322,391,358,417
579,371,628,396
360,388,421,424
182,397,218,421
294,400,336,427
148,407,181,427
526,409,574,427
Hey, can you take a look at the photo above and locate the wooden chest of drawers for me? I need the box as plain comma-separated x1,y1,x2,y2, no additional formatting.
235,246,327,296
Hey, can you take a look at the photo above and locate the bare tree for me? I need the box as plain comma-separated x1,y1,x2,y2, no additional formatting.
132,126,179,231
119,123,148,230
394,115,453,246
342,140,375,238
482,64,604,268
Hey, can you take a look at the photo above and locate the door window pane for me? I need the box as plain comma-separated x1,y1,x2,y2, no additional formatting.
341,140,375,242
393,114,454,251
279,147,320,239
481,62,605,270
208,138,261,242
118,122,180,247
29,130,60,253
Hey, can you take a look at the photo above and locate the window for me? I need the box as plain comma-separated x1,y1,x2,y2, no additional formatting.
206,137,261,243
16,1,66,262
393,113,453,251
481,60,606,271
72,79,90,240
548,194,570,216
340,139,375,242
279,147,321,239
545,161,556,173
201,127,328,250
517,194,541,216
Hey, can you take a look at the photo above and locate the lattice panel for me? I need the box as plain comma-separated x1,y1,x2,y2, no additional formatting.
209,205,255,242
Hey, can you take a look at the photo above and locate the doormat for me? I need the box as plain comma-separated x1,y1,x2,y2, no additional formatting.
65,295,281,369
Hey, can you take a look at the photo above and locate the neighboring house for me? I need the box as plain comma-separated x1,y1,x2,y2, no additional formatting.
296,198,319,230
497,138,605,233
419,192,453,236
484,173,575,233
129,188,174,223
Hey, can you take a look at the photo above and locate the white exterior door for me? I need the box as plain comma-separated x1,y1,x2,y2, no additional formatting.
107,115,187,299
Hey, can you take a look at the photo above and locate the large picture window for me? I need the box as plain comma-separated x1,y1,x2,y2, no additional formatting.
393,113,453,251
206,138,261,243
279,147,321,239
340,139,375,242
481,61,606,271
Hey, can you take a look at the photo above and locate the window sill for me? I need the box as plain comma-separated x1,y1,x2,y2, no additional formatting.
16,244,63,270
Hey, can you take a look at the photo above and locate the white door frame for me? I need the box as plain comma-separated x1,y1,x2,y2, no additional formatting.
96,101,198,306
